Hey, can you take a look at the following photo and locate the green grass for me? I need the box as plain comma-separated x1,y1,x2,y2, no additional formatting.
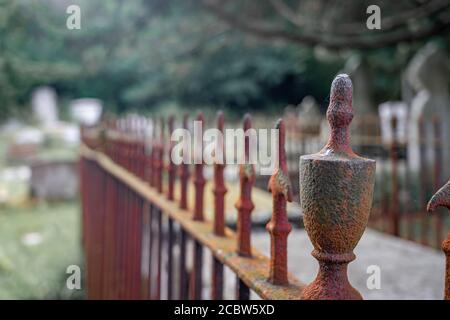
0,202,85,299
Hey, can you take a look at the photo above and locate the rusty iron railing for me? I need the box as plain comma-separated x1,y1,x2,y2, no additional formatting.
79,74,449,300
80,114,304,300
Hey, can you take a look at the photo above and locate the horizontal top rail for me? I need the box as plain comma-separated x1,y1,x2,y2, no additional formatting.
80,143,305,299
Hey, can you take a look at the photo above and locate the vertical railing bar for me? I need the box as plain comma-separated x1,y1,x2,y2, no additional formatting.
114,177,122,299
267,119,293,286
156,207,163,299
433,116,443,248
212,257,223,300
151,120,157,187
103,172,112,298
130,190,139,300
167,218,174,300
122,184,130,299
128,190,136,299
85,159,92,298
190,241,203,300
116,181,124,299
390,117,400,237
193,112,206,221
101,166,113,299
129,187,137,299
419,116,429,246
124,186,131,299
234,114,255,300
178,228,188,299
157,117,164,193
134,194,144,299
140,201,150,300
167,116,176,201
236,278,250,300
179,115,190,210
235,114,255,258
147,203,155,299
212,111,226,300
190,112,205,300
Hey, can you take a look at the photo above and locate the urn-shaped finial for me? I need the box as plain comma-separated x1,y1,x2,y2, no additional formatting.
299,74,376,300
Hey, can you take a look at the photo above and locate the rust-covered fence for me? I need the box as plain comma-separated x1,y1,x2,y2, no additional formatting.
80,114,304,300
79,74,449,300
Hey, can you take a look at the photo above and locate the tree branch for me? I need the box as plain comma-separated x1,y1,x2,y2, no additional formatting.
201,0,450,50
269,0,450,35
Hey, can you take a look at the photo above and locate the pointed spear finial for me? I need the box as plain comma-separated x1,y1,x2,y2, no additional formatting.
267,118,293,285
193,112,206,221
235,113,255,257
167,115,176,200
155,116,164,193
243,113,252,162
213,111,227,236
179,114,190,210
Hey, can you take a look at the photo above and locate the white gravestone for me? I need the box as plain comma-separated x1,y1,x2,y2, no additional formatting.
70,98,103,126
31,87,58,127
406,43,450,178
379,101,408,145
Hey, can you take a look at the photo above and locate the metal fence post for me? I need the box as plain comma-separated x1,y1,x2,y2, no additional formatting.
235,114,255,300
156,117,164,193
267,119,293,286
167,116,176,200
190,112,205,300
212,111,227,300
179,115,190,210
213,111,227,236
235,114,255,258
299,74,376,300
193,112,206,221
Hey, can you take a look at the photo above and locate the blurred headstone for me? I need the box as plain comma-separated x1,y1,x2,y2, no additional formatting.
406,43,450,178
14,127,44,145
297,96,321,117
344,56,381,154
344,55,377,116
6,127,43,163
45,122,80,146
70,98,103,126
0,119,23,134
31,87,58,127
30,160,78,200
379,101,408,145
296,96,322,135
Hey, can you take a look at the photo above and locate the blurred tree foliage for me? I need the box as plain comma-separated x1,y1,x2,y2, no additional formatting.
0,0,447,120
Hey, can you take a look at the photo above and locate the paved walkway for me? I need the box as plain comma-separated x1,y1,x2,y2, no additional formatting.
173,178,445,299
253,228,445,300
196,228,445,300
